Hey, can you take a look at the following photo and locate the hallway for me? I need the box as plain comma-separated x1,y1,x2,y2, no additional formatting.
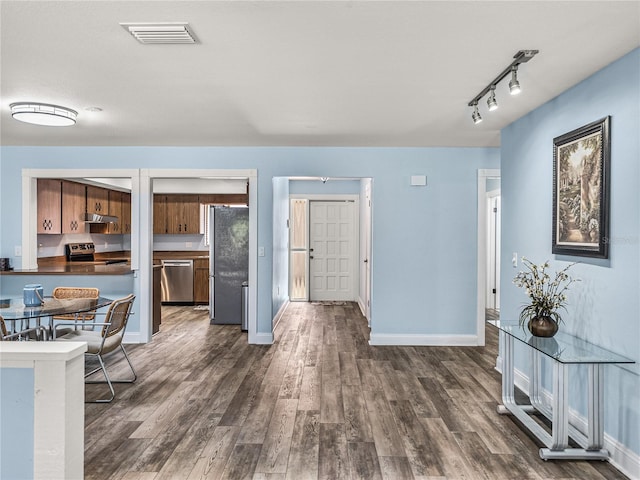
84,302,627,479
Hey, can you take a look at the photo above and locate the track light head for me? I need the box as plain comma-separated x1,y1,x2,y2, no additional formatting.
487,86,498,111
471,103,482,124
509,66,521,95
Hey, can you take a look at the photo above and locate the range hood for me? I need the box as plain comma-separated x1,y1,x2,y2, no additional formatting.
83,213,119,224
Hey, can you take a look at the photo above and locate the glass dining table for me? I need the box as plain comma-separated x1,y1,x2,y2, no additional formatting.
0,296,114,339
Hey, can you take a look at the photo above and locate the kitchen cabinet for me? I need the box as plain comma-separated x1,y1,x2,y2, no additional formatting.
86,185,109,215
107,190,123,234
153,195,168,234
153,265,162,333
61,180,86,234
37,179,62,234
154,194,200,234
88,188,130,235
167,194,200,234
122,192,132,234
193,257,210,304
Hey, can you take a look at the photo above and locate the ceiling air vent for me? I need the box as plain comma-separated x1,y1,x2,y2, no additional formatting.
120,22,197,44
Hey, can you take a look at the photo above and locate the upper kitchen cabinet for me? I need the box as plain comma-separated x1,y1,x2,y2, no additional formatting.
106,190,123,234
167,194,200,234
61,180,86,234
37,179,62,234
122,192,132,234
154,194,200,234
153,194,168,234
86,185,109,216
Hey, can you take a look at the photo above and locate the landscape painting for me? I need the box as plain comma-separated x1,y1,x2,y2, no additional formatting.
552,116,610,258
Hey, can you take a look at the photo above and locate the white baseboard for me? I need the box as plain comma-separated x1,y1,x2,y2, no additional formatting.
369,334,478,346
271,299,290,333
123,332,143,344
495,357,640,480
253,332,275,344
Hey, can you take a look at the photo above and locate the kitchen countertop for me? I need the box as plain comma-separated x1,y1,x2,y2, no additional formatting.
0,263,134,275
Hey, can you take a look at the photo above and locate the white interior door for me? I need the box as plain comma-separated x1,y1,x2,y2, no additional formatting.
309,201,356,301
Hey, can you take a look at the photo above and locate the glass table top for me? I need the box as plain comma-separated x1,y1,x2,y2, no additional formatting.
0,296,113,322
488,320,635,365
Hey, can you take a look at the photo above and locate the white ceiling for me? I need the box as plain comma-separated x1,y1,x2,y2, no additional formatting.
1,1,638,148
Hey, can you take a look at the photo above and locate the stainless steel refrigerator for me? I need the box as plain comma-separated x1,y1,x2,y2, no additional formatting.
209,206,249,325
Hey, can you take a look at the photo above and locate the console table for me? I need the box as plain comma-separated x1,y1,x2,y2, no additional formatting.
489,320,635,460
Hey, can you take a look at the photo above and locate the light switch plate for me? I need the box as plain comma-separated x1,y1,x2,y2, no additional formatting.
258,247,265,257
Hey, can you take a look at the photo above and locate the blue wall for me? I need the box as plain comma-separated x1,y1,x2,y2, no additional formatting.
0,147,499,338
501,49,640,455
0,367,34,479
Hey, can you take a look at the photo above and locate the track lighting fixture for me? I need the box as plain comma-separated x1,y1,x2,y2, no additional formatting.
472,103,482,124
509,66,521,95
468,49,538,124
487,86,498,111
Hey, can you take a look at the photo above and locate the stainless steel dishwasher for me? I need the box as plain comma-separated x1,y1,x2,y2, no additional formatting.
160,259,194,303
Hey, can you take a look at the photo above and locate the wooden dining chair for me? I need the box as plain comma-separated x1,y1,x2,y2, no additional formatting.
51,286,100,335
54,294,136,403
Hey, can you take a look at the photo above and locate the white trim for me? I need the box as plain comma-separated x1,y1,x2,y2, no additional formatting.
272,299,290,332
357,297,367,318
1,341,87,480
253,332,275,345
369,334,478,346
122,332,143,344
146,168,259,344
290,194,360,201
476,168,500,346
496,356,640,480
21,168,260,345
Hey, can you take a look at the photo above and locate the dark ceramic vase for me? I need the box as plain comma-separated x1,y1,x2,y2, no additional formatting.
527,315,558,337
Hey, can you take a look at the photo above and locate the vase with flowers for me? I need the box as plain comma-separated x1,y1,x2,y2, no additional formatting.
513,257,579,337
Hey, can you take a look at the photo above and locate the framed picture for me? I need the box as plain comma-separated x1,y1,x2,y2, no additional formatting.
552,116,610,258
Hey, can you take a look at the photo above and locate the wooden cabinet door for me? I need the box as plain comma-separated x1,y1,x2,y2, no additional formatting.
61,181,86,234
166,194,200,234
122,192,132,234
37,179,62,234
86,185,109,215
153,195,167,234
193,257,210,303
107,190,123,234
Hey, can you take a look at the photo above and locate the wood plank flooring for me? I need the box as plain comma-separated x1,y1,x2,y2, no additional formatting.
84,302,628,479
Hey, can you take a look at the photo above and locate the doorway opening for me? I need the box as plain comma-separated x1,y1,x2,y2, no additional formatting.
276,177,373,340
476,169,501,344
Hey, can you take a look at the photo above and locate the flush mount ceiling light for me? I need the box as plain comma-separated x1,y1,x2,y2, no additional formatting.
10,102,77,126
468,49,538,124
120,22,197,44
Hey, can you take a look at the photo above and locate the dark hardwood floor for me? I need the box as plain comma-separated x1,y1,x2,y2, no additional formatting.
84,302,628,479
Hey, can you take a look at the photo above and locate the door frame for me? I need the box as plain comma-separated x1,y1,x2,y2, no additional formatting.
290,194,359,302
476,169,500,346
21,168,259,344
145,169,258,343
